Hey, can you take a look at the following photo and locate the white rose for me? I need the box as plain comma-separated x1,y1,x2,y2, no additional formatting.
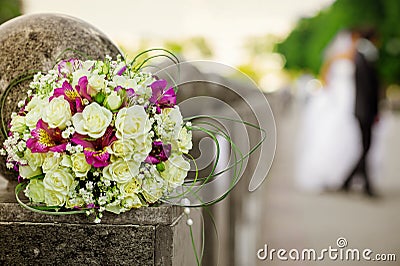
26,96,47,111
71,153,91,178
156,107,183,141
113,75,137,89
72,102,112,138
42,153,62,173
19,164,42,179
161,154,190,188
109,134,151,162
10,115,27,133
42,96,71,129
141,177,164,203
43,168,74,195
102,159,140,184
104,91,122,111
44,190,67,206
24,149,46,170
130,134,152,162
88,74,106,96
115,106,151,139
25,96,47,129
26,179,45,203
175,127,192,154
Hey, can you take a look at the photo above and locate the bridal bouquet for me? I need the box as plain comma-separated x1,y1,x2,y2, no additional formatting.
2,54,193,222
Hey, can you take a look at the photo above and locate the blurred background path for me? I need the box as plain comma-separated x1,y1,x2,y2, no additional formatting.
236,98,400,266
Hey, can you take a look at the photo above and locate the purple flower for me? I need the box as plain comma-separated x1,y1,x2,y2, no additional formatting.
117,65,127,76
145,141,171,164
71,127,116,167
149,80,176,113
26,120,67,153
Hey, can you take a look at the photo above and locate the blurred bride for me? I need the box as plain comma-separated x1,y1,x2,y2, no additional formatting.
295,30,362,192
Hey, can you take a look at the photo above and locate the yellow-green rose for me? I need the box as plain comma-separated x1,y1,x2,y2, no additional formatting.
42,153,62,173
65,195,85,209
121,194,143,209
104,91,122,111
42,96,72,130
72,102,112,138
71,153,91,178
24,149,46,170
10,115,27,133
102,159,140,184
43,168,74,195
114,105,151,139
19,164,42,179
44,190,67,206
26,179,45,203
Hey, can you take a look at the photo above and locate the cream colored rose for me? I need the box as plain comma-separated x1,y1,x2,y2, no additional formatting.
161,154,190,188
109,139,136,161
102,159,140,184
26,179,45,203
104,91,122,111
88,74,106,96
71,153,91,178
24,149,46,170
115,105,151,139
42,96,72,129
72,102,112,138
44,190,67,206
42,153,62,173
43,168,74,195
10,115,27,133
119,178,141,195
19,164,42,179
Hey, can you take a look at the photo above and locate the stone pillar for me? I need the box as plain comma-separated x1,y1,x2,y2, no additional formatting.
0,194,201,265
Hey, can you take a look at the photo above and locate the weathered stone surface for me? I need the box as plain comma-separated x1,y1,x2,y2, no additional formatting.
0,13,121,180
0,202,201,265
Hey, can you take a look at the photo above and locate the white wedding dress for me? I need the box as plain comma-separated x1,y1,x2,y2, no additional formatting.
295,59,362,191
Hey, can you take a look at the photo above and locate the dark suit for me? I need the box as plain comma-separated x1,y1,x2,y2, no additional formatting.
342,44,379,195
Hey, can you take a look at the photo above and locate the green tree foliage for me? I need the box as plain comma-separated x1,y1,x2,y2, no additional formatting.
276,0,400,84
0,0,21,25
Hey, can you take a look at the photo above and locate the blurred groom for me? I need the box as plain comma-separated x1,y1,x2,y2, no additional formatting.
341,27,380,197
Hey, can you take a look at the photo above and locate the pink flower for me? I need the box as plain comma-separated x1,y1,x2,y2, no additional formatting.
149,80,176,113
71,127,117,167
26,120,67,153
